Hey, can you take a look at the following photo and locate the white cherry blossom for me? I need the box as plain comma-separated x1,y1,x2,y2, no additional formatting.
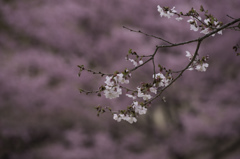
186,51,192,59
195,63,209,72
176,17,183,21
200,28,211,35
187,16,201,32
133,101,147,115
139,60,143,65
185,51,209,72
150,87,157,94
126,94,137,100
113,114,122,122
129,58,138,67
123,114,137,124
204,18,211,25
153,73,171,87
128,58,144,67
113,113,137,124
137,87,152,100
105,76,115,86
104,85,122,99
157,5,176,19
114,73,129,84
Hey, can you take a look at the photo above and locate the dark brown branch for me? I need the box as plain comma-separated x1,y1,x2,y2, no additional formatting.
156,18,240,49
145,40,202,104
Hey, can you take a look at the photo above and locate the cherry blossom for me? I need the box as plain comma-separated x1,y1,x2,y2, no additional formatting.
132,101,147,115
114,73,129,84
150,87,157,94
113,113,137,124
126,94,137,100
186,51,192,60
153,73,171,87
137,87,152,100
187,16,201,32
128,58,144,67
195,63,209,72
186,51,209,72
176,17,183,21
128,58,138,67
157,5,176,19
104,85,122,99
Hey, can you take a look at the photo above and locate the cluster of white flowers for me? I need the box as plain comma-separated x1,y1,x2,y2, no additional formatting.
176,16,183,21
195,63,209,72
153,73,172,87
125,93,136,100
157,5,223,36
125,84,158,102
186,51,209,72
187,16,202,32
111,74,165,124
113,113,137,124
128,58,143,67
187,15,223,36
113,101,147,124
200,18,222,36
157,5,179,20
104,73,129,99
104,85,122,99
137,87,152,100
150,87,157,94
133,101,147,115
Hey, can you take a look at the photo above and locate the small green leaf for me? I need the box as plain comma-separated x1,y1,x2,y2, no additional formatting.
79,89,83,93
128,49,132,54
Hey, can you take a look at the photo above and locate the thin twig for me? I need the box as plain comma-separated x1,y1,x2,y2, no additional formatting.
130,46,159,72
227,15,237,20
123,26,173,45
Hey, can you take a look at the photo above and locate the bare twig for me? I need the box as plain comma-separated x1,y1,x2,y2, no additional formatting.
227,15,237,20
123,26,173,45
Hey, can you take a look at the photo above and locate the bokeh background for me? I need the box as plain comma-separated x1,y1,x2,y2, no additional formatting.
0,0,240,159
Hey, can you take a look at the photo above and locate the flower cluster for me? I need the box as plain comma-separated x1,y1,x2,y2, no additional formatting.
186,51,209,72
157,5,179,20
113,113,137,124
133,101,147,115
200,18,222,36
153,73,172,87
187,16,202,32
125,49,144,67
128,58,143,67
157,5,214,72
158,5,223,36
113,101,147,124
111,71,172,124
104,73,130,99
137,87,152,100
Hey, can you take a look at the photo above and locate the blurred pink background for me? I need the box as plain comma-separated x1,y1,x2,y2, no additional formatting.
0,0,240,159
